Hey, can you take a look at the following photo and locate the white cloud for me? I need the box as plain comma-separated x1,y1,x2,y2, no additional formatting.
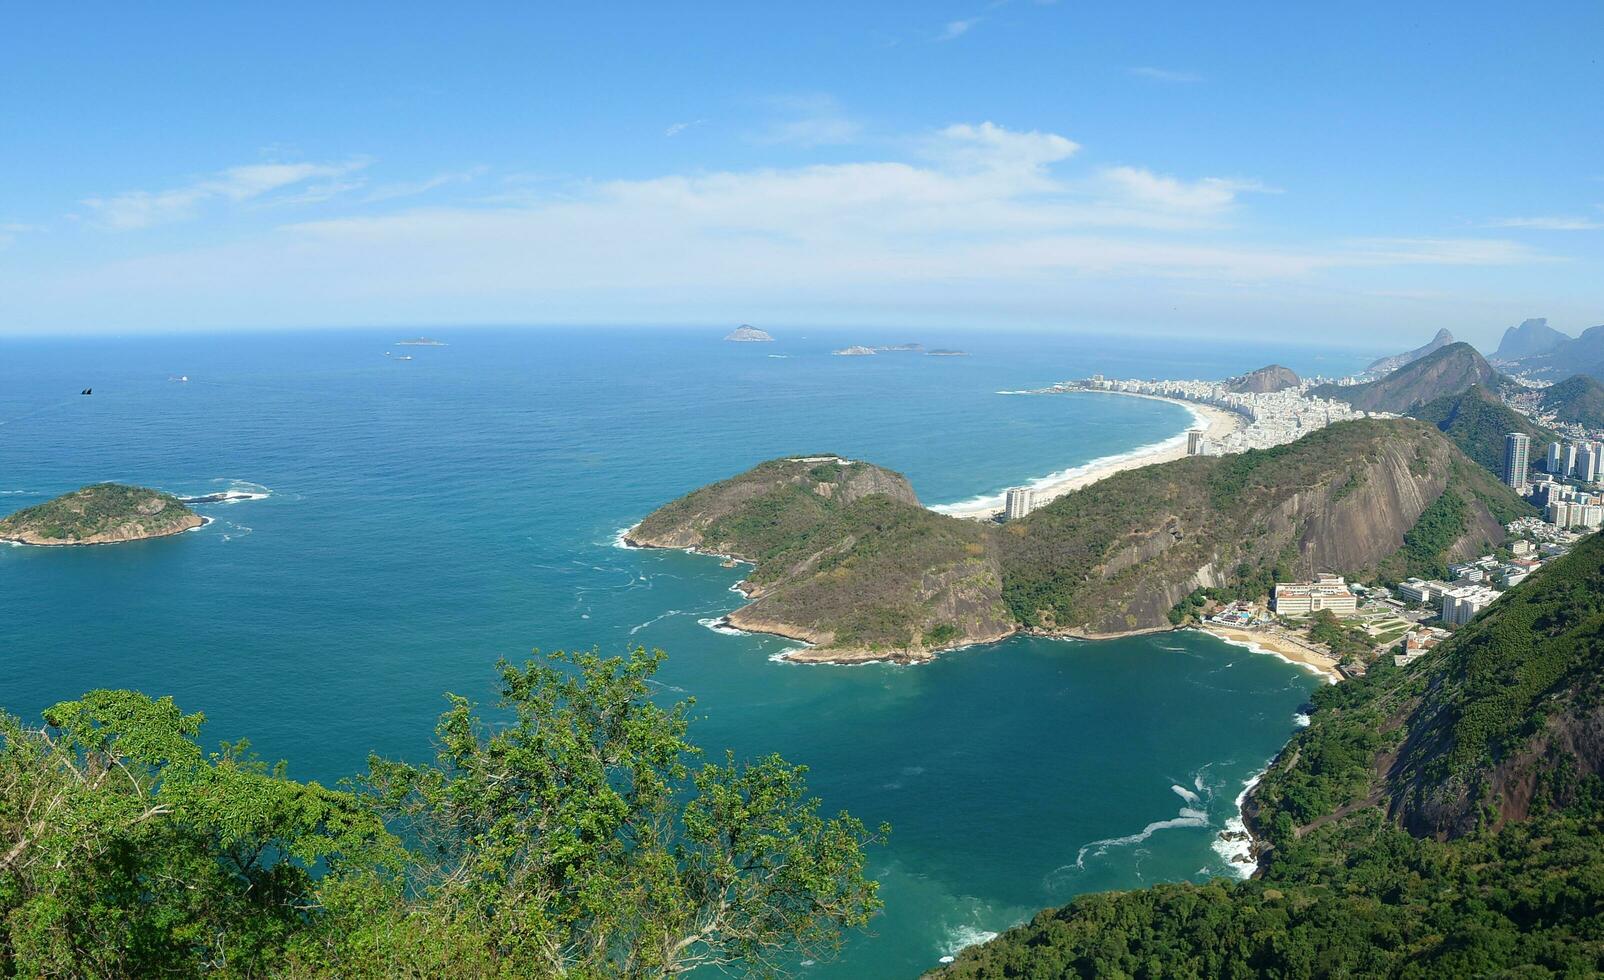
664,119,706,138
1486,215,1603,231
363,167,488,204
81,159,370,230
24,121,1558,333
754,95,862,147
1100,166,1272,214
1130,66,1203,83
937,18,979,41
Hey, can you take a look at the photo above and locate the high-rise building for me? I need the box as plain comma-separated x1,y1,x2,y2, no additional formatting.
1546,442,1571,477
1577,443,1601,483
1504,432,1531,489
1003,487,1035,520
1186,429,1206,455
1548,500,1573,527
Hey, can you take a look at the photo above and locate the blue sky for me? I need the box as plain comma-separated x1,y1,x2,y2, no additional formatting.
2,2,1601,345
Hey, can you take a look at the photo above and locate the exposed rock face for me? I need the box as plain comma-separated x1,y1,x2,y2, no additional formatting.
1497,323,1604,381
1314,342,1499,414
1224,364,1299,393
996,420,1520,635
1492,317,1571,361
1366,328,1455,375
723,324,774,342
0,484,204,546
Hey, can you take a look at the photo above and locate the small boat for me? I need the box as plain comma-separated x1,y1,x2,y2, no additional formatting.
81,388,92,395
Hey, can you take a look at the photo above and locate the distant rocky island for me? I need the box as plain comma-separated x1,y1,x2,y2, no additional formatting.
723,325,774,342
394,337,446,346
0,484,204,546
927,348,969,357
625,419,1524,663
833,346,877,356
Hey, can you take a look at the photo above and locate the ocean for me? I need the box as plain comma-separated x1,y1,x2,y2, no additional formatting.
0,327,1364,976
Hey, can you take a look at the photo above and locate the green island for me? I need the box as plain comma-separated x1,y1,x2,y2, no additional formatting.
628,419,1529,661
932,529,1604,978
0,483,204,546
0,649,882,976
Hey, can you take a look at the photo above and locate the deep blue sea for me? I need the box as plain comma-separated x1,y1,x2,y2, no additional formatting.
0,327,1365,976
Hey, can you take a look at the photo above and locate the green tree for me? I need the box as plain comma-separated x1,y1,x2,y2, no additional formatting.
353,647,885,977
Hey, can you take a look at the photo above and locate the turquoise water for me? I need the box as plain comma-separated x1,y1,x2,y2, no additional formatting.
0,328,1353,975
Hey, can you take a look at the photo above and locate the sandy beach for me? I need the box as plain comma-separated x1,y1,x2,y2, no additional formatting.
938,391,1246,521
1199,623,1341,682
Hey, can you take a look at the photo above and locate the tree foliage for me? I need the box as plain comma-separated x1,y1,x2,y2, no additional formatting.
0,649,883,977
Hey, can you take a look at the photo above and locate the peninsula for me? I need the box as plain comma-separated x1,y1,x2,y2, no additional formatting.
627,419,1525,663
0,484,204,546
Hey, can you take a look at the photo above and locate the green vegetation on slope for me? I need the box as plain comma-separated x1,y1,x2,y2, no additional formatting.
1410,383,1555,479
1540,373,1604,429
0,649,882,977
935,533,1604,979
1312,342,1500,414
0,483,200,543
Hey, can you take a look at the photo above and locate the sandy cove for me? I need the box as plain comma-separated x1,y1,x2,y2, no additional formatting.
939,392,1246,522
1197,623,1341,683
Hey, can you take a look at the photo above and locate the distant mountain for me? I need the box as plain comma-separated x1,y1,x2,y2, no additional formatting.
1366,328,1454,375
1223,364,1299,394
1410,384,1554,478
1492,317,1571,361
1501,323,1604,381
1314,342,1499,415
723,324,774,342
1541,373,1604,429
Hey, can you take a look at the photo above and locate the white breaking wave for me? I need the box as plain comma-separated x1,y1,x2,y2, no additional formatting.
698,616,749,637
609,525,637,549
941,925,1001,960
1171,783,1201,805
1071,807,1211,870
1211,769,1268,879
629,609,681,636
1192,629,1338,685
1293,712,1312,727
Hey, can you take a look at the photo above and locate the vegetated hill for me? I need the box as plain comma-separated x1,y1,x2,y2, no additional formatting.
1502,323,1604,381
1311,342,1499,414
932,533,1604,979
632,421,1531,656
1493,316,1572,361
1410,383,1556,477
1222,364,1299,394
1365,327,1454,375
628,457,1012,661
0,483,203,545
1540,373,1604,429
998,419,1527,634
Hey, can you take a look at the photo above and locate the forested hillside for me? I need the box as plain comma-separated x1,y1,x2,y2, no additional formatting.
934,532,1604,979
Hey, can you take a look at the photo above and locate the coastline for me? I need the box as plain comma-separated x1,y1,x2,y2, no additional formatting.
1195,623,1340,683
933,391,1246,521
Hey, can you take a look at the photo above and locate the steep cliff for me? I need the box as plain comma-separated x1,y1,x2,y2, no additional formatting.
1493,316,1571,361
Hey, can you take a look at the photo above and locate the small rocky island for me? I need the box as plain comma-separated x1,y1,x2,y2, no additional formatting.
0,484,205,546
832,346,877,356
723,324,774,342
394,337,446,346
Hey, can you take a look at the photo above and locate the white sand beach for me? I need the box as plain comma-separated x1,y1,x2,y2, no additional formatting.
937,392,1246,521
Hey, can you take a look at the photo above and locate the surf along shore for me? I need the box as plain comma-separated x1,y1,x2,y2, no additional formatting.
933,390,1246,522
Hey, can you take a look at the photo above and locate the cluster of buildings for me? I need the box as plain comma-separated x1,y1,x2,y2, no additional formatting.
1396,545,1557,626
1545,439,1602,483
1068,376,1376,454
